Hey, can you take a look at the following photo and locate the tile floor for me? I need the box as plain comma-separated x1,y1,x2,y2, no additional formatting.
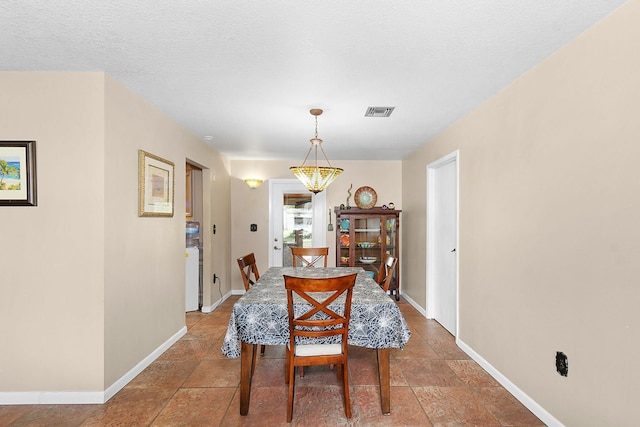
0,296,545,426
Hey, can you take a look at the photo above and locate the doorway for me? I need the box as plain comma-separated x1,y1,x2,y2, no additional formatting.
186,162,203,311
426,151,459,336
269,179,327,267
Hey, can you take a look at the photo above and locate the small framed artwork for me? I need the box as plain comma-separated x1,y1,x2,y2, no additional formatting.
0,141,37,206
138,149,174,217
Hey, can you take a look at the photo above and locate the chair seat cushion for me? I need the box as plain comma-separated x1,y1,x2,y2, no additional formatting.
293,343,342,357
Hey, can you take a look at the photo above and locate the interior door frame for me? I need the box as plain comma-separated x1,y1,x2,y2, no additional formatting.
268,179,327,267
426,150,460,335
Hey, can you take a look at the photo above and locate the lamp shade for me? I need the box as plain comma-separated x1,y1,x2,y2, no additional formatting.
290,108,343,193
290,165,343,194
244,178,263,189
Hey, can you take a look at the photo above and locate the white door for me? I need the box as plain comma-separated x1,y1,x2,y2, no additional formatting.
427,152,458,336
269,180,326,267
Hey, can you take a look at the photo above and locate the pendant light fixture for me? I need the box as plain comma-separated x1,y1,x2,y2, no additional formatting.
290,108,343,194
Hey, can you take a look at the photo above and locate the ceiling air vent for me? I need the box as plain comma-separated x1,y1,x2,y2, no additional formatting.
365,106,395,117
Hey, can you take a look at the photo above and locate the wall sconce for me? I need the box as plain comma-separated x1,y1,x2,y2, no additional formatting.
244,178,264,189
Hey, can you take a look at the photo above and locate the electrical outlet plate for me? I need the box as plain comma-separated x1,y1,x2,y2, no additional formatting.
556,351,568,377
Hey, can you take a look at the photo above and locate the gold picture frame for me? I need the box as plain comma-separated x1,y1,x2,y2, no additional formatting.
138,150,174,217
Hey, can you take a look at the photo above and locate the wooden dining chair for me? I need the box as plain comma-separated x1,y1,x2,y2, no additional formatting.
237,252,260,292
290,246,332,378
236,253,265,359
290,247,328,377
376,253,398,293
291,247,329,268
283,273,357,422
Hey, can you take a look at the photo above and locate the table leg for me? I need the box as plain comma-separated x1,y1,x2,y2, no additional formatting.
377,348,391,414
240,341,256,415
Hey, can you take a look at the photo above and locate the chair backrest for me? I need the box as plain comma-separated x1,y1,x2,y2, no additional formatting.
237,253,260,291
376,253,398,292
291,247,329,268
284,273,357,347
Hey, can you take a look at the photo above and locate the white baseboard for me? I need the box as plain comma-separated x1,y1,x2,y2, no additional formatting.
400,292,561,426
0,326,187,405
401,292,427,317
201,290,235,313
103,326,187,402
456,339,563,427
0,391,105,405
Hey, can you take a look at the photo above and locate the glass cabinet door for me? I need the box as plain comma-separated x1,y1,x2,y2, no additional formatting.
385,216,397,257
353,215,381,279
384,216,399,293
338,217,351,266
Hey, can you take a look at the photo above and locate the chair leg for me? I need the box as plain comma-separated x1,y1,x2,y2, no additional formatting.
341,362,352,418
287,363,296,422
260,344,266,355
285,347,290,385
300,366,305,377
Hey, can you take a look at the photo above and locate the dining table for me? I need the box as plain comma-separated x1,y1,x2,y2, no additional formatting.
221,266,411,416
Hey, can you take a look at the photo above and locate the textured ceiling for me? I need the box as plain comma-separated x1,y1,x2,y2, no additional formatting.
0,1,627,160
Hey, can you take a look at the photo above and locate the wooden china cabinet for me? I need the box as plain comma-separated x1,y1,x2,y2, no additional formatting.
335,207,401,300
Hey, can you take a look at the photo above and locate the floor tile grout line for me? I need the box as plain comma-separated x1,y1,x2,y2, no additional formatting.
408,381,435,426
218,386,240,427
147,386,181,427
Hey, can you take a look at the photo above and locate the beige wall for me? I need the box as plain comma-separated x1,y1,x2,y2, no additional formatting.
102,75,232,386
0,72,106,392
0,72,230,397
230,160,401,290
402,1,639,425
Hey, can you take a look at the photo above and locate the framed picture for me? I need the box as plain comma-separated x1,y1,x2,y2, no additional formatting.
138,149,174,217
0,141,37,206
